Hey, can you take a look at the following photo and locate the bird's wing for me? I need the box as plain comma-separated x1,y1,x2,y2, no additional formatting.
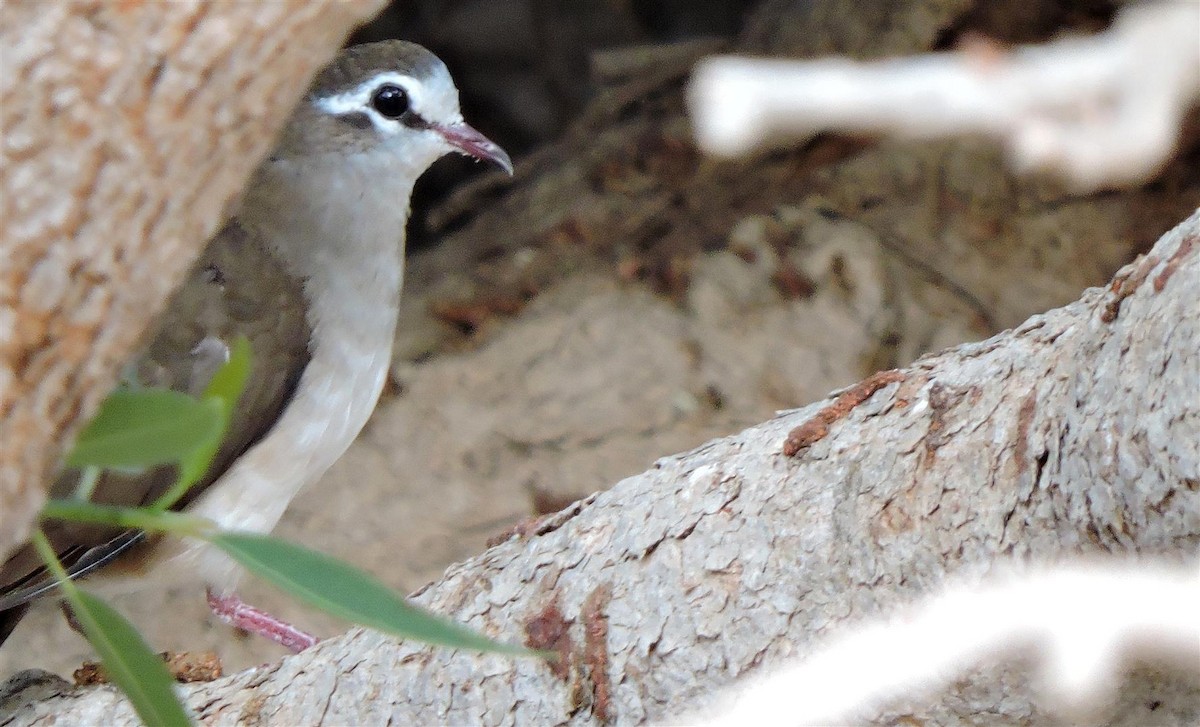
0,220,312,613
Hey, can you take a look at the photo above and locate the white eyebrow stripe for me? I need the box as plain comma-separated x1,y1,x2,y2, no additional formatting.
314,72,428,117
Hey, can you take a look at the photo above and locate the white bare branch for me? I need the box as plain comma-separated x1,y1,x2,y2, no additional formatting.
689,560,1200,726
688,1,1200,190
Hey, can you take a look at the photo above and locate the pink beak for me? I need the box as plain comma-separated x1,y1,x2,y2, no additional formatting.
436,122,513,175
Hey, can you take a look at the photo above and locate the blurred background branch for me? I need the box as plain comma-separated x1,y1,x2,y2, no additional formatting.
689,2,1200,189
698,560,1200,726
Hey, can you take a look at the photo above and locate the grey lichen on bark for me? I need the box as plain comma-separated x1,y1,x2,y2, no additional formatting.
5,211,1195,726
0,0,388,560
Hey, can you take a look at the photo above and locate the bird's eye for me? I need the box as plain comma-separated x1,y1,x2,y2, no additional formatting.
370,84,410,119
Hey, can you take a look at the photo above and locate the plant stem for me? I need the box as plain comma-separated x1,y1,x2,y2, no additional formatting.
31,529,73,588
74,466,101,501
41,500,216,538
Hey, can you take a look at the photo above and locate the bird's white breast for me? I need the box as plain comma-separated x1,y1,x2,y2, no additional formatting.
177,149,421,589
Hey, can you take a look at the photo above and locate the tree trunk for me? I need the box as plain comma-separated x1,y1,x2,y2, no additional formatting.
0,0,387,560
4,210,1195,726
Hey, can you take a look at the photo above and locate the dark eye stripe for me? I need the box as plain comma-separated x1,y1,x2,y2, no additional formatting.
337,111,373,130
401,114,432,131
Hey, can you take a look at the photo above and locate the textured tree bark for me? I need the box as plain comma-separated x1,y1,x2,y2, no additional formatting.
0,0,388,559
4,211,1195,725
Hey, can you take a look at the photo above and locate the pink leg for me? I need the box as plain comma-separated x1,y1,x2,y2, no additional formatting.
206,589,317,653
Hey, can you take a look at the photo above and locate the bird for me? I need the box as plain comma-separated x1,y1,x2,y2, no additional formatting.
0,40,512,651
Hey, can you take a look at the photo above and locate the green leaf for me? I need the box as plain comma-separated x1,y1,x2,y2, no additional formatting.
161,436,222,509
209,533,538,657
30,530,191,726
150,337,251,512
67,389,224,470
68,590,193,727
202,336,252,419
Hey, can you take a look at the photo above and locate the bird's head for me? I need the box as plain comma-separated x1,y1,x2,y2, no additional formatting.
276,40,512,178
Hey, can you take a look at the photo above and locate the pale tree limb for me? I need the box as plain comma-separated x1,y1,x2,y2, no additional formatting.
0,0,388,560
689,1,1200,190
692,560,1200,726
3,208,1195,725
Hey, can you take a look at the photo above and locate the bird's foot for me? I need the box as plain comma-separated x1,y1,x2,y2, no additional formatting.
205,589,317,653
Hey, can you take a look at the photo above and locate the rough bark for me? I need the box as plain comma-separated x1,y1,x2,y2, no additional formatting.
0,0,388,559
4,210,1195,725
